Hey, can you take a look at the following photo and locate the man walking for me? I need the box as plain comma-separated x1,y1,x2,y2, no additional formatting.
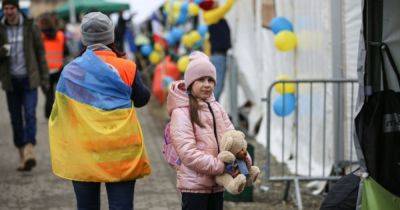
0,0,49,171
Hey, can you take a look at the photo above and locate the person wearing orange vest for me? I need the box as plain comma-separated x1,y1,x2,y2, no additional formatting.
49,12,151,210
38,13,69,118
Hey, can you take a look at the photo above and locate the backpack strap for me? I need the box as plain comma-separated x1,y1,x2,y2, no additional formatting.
206,102,220,153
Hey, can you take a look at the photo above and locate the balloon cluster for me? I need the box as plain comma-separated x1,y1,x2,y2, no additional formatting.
273,75,297,117
137,0,214,65
270,17,297,52
146,0,236,104
164,0,201,25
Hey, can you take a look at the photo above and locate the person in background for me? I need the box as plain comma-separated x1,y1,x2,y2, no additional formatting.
114,10,130,52
49,12,151,210
0,0,49,171
208,2,232,101
38,13,69,118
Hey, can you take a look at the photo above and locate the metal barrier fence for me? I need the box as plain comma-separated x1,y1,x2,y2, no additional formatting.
261,79,359,210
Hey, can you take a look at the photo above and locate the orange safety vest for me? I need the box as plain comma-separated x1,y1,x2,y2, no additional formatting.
94,50,136,86
43,31,65,72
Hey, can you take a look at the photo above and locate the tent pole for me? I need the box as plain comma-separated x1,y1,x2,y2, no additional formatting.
69,0,76,24
331,0,345,173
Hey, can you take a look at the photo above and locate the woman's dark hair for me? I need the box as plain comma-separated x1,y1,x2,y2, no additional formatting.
38,13,57,39
188,86,205,128
78,43,126,58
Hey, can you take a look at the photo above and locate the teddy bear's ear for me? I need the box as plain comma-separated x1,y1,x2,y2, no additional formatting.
239,131,245,139
222,136,234,151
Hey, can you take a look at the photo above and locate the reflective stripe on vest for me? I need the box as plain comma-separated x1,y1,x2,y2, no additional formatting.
43,31,65,72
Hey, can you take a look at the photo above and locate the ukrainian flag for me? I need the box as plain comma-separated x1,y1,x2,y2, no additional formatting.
49,50,151,182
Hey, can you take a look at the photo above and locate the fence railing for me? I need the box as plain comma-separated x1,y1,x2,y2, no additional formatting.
261,79,359,210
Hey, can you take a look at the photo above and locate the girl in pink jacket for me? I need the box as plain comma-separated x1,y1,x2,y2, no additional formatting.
166,51,234,210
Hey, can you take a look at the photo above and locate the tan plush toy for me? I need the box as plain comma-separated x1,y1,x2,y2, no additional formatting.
216,130,261,194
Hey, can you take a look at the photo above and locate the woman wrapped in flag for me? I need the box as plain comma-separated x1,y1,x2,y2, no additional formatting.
48,12,151,210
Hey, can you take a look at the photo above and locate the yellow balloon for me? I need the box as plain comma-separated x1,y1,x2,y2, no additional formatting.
154,43,164,52
177,55,190,72
173,1,182,13
188,3,200,16
274,75,296,94
189,31,202,43
203,0,235,25
203,38,211,56
182,34,193,48
274,31,297,52
149,51,161,64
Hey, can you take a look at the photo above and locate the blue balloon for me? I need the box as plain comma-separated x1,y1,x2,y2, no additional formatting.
171,27,184,40
270,17,293,34
165,33,176,46
273,94,296,117
140,45,153,57
176,11,188,25
181,2,189,13
193,39,204,49
197,25,208,37
162,76,174,88
194,0,203,5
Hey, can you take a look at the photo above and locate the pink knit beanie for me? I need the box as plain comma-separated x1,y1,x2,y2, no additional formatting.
184,51,217,89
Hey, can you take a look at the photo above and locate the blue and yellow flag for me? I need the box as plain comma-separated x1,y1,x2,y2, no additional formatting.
49,50,151,182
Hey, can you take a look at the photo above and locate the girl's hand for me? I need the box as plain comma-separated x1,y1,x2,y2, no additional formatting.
217,151,236,163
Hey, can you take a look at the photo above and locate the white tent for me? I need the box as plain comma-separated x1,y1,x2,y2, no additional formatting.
220,0,362,177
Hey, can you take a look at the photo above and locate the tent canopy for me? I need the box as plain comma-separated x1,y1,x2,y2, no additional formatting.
55,0,130,20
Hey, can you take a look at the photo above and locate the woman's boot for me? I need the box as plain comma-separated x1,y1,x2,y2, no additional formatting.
17,147,25,171
22,143,36,171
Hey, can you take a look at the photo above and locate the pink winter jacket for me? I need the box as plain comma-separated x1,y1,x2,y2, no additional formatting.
167,80,234,193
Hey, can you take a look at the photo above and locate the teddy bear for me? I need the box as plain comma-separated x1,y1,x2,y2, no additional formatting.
215,130,261,195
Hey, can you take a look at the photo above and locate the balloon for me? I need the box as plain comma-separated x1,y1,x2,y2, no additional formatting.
149,51,162,64
182,34,193,48
194,0,204,5
181,2,189,13
154,43,164,52
171,27,184,40
203,0,235,25
189,31,202,44
153,34,168,49
274,75,296,94
176,11,188,24
274,31,297,52
273,94,296,117
162,76,174,89
177,55,190,72
165,32,176,46
188,3,200,16
140,45,153,57
197,25,208,37
173,1,182,13
270,17,293,34
199,0,215,11
135,34,150,46
193,40,204,49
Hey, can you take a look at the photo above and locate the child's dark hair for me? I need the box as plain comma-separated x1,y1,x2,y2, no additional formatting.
78,43,126,58
188,86,205,128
